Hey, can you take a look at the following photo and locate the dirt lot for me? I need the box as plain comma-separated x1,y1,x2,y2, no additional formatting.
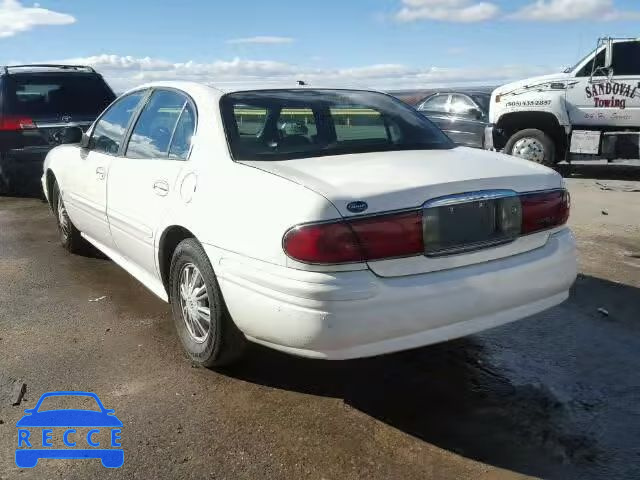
0,165,638,480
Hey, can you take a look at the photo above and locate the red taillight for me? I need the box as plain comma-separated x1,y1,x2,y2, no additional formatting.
0,115,36,131
521,189,570,234
284,189,569,265
283,211,423,264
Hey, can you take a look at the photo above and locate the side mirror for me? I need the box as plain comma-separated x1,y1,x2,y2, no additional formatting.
604,38,613,70
469,108,483,120
58,126,83,145
80,132,91,149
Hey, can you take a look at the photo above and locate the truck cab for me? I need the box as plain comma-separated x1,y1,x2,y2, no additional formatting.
486,37,640,166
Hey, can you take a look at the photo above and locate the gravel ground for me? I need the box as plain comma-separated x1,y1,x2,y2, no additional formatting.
0,164,638,480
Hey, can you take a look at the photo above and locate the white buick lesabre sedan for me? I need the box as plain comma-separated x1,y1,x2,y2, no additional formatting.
42,82,577,367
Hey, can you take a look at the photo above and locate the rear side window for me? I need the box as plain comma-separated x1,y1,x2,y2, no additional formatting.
4,74,115,117
126,90,189,159
91,91,146,155
169,102,196,160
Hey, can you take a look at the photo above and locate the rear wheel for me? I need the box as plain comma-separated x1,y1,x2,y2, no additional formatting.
169,239,246,368
505,129,556,167
52,180,90,254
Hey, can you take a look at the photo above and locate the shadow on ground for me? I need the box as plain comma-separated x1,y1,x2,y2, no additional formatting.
560,162,640,181
223,275,640,480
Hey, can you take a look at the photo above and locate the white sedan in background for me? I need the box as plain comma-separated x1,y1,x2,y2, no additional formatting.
42,82,577,367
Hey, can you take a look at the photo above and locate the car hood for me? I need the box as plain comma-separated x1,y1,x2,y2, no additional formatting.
492,72,574,97
16,410,123,427
241,147,562,217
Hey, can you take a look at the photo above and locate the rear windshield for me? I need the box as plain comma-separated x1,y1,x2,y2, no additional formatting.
4,74,115,117
221,89,454,161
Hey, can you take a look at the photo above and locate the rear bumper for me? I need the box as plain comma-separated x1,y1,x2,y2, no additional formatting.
209,228,577,360
0,148,49,194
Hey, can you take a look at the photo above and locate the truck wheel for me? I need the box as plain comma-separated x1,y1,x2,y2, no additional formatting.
505,129,556,166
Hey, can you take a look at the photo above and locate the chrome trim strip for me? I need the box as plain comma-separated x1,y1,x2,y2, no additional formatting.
34,122,92,128
422,189,518,209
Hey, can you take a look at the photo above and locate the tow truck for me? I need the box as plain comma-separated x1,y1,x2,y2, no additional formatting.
485,37,640,166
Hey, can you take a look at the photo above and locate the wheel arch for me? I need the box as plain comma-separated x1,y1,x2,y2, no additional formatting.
45,169,57,209
157,225,197,299
496,111,568,155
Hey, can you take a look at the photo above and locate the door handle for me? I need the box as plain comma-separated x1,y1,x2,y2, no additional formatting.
96,167,106,180
153,180,170,196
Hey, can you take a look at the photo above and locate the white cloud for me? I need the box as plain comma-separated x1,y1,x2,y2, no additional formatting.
46,53,554,92
510,0,640,21
0,0,74,38
226,36,294,45
396,0,500,22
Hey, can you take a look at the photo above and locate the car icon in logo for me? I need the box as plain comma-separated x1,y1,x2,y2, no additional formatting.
15,391,123,468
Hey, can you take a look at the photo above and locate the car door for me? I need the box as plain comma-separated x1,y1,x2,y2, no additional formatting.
416,94,451,133
106,88,197,277
567,41,640,127
446,94,486,148
64,90,147,249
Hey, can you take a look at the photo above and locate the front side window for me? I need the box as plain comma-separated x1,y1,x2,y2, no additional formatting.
612,41,640,76
418,94,449,113
449,94,478,115
126,90,189,159
91,91,146,155
221,89,453,161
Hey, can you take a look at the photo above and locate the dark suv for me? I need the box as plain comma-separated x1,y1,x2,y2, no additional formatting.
0,65,115,196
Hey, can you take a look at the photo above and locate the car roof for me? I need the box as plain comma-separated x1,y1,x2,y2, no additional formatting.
1,64,98,75
122,81,389,100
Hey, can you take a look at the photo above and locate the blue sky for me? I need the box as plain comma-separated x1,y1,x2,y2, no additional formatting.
1,0,640,90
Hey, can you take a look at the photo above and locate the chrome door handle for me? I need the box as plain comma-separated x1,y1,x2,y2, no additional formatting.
153,180,170,196
96,167,106,180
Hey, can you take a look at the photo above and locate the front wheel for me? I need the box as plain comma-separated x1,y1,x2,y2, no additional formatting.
504,129,556,167
52,180,90,254
169,239,247,368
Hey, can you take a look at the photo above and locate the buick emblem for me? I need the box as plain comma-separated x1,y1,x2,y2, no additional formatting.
61,115,72,123
347,201,368,213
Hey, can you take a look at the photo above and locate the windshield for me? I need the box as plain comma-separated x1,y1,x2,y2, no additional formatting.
564,47,598,73
221,89,454,161
5,74,115,117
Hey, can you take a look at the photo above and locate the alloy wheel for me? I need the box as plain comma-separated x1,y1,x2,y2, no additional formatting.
178,263,212,343
57,193,70,240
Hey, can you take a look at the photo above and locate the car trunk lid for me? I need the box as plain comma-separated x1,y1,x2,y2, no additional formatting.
244,147,566,277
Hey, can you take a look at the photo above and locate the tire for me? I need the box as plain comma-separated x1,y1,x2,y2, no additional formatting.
504,129,556,167
52,180,90,254
169,238,247,368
